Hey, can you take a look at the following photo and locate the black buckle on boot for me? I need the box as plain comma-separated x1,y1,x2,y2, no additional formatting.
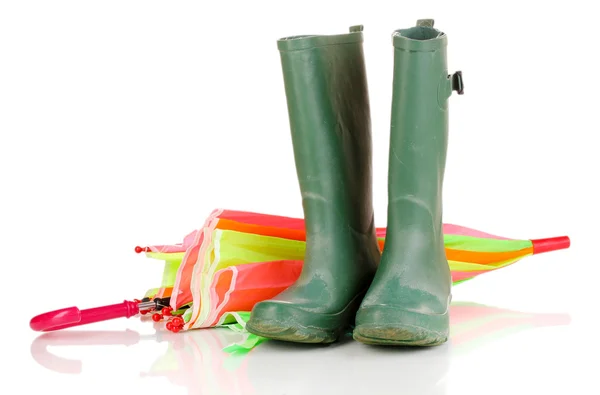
451,71,464,95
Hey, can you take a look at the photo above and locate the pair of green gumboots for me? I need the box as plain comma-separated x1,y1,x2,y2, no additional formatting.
246,20,464,347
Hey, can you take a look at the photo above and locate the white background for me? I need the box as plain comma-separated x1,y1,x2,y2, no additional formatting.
1,1,598,394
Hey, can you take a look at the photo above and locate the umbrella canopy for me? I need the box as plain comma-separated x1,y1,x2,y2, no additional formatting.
135,209,570,332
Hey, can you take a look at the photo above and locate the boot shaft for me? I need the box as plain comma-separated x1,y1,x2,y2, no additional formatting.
387,21,462,235
277,26,375,236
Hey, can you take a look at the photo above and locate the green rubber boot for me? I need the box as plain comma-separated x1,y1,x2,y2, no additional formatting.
246,25,381,344
353,19,463,347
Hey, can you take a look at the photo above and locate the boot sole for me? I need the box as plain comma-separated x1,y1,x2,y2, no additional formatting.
353,324,447,346
353,306,449,346
245,320,340,344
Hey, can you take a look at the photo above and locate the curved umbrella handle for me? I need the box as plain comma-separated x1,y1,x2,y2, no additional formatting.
30,301,141,332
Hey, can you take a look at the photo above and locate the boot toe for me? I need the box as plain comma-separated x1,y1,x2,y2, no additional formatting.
246,301,342,344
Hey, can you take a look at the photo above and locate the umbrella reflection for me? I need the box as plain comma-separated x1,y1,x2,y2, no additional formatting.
30,302,570,394
30,328,142,375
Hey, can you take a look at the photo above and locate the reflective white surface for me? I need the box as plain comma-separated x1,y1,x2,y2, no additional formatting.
24,299,593,395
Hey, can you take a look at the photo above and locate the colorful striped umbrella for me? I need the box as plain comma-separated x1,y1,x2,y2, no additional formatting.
134,209,570,333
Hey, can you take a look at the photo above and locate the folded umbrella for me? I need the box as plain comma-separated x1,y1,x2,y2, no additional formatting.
29,208,569,334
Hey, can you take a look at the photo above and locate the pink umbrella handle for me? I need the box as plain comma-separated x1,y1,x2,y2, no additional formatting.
30,301,141,332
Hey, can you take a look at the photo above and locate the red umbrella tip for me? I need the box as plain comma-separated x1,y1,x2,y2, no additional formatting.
134,246,149,254
531,236,571,255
